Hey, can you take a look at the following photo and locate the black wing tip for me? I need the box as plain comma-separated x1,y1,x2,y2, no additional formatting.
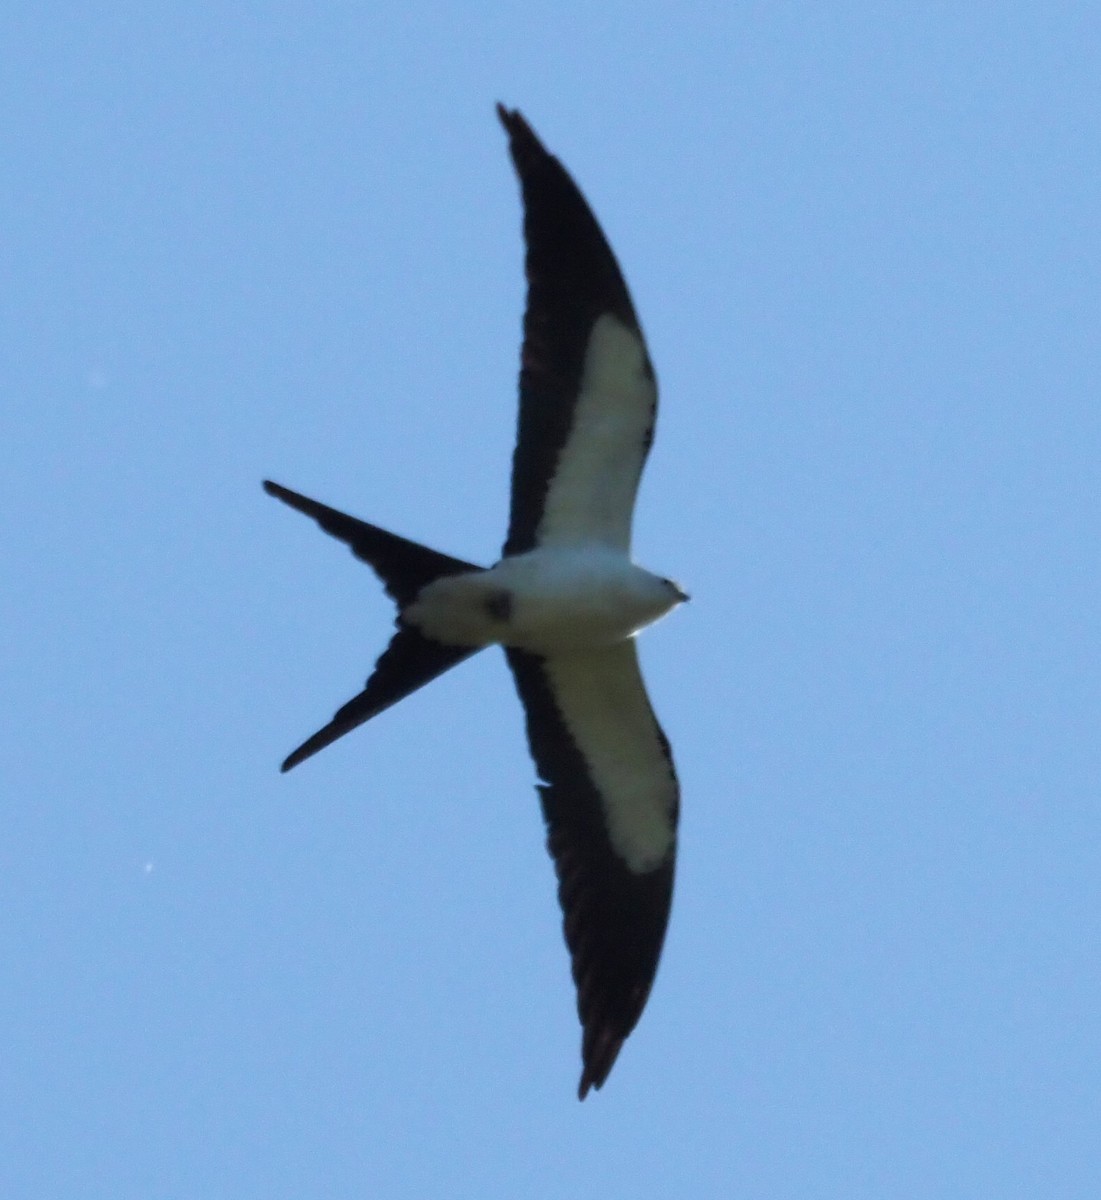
495,101,521,132
577,1023,627,1100
578,1046,625,1100
495,103,546,161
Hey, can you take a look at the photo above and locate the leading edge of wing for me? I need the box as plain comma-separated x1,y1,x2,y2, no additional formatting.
506,641,678,1098
496,107,658,558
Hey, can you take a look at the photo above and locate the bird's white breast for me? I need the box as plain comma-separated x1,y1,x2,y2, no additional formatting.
405,547,681,652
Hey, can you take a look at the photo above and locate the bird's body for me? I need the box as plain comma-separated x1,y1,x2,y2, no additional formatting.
264,105,685,1098
406,547,684,652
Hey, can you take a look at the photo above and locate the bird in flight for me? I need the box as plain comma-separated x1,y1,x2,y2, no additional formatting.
264,105,686,1098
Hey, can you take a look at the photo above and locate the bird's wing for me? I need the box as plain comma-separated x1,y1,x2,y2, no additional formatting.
506,641,678,1097
497,106,658,558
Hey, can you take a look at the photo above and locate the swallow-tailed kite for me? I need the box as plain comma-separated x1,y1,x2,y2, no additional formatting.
264,105,686,1098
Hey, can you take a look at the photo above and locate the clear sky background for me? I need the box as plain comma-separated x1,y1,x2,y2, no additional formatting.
3,4,1099,1197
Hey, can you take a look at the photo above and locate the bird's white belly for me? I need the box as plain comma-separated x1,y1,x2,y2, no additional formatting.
405,547,680,652
506,585,647,650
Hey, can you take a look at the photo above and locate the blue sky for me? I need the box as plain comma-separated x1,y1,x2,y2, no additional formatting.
3,3,1099,1196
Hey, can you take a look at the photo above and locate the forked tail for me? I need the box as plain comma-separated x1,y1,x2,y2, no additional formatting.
263,480,484,605
263,480,488,770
